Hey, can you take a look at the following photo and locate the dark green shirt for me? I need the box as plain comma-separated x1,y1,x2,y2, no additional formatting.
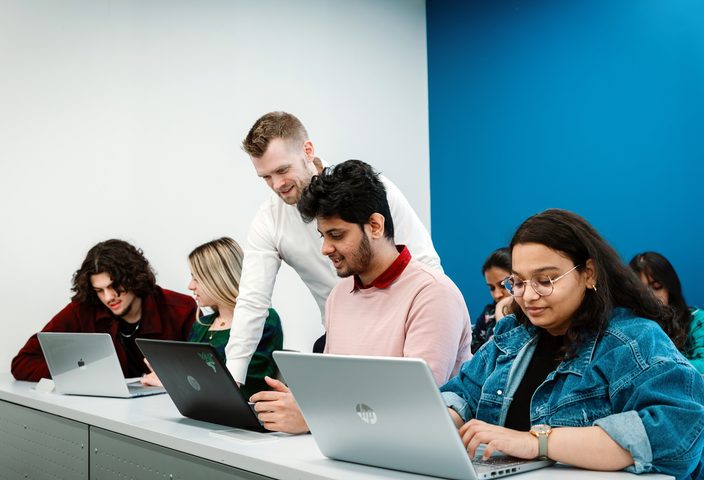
188,308,283,398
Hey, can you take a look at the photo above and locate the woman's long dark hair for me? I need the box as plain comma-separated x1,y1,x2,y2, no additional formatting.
510,209,673,357
629,252,690,350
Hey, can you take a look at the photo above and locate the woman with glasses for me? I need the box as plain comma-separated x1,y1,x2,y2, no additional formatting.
471,247,511,354
629,251,704,374
440,209,704,479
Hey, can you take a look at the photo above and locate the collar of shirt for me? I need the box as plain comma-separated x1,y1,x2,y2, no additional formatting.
353,245,411,290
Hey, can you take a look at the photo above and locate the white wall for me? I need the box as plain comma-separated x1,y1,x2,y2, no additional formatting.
0,0,430,373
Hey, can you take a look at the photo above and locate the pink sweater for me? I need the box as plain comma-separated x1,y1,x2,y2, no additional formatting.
324,260,472,385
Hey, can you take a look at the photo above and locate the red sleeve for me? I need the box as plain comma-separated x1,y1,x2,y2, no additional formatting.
11,302,83,382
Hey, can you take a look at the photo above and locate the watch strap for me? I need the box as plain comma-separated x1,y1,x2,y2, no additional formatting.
538,432,548,458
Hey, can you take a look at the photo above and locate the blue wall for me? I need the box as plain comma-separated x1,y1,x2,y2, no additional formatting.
427,0,704,321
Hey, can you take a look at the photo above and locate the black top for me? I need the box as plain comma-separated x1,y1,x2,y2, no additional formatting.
504,331,564,431
117,319,144,377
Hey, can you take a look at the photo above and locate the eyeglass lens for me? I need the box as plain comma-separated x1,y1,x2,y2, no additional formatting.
505,275,554,297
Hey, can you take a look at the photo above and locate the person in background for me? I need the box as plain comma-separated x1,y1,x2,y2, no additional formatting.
141,237,283,398
441,209,704,479
226,111,442,385
629,251,704,374
471,247,511,353
250,160,471,434
12,239,197,381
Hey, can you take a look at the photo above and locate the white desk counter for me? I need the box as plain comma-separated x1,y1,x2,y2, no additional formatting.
0,374,672,480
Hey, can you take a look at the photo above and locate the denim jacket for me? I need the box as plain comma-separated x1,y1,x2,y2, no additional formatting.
441,308,704,480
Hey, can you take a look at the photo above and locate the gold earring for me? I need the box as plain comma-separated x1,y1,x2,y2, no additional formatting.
591,284,597,292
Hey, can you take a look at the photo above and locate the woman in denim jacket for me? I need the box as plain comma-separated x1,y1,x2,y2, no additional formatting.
441,209,704,480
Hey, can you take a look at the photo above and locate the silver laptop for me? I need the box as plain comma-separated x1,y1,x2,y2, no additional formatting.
37,332,166,398
273,352,554,480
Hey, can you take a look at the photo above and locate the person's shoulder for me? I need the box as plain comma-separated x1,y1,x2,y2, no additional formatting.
492,314,521,337
54,300,99,322
402,262,468,312
604,308,665,339
377,172,397,188
405,260,458,291
377,173,408,200
601,308,682,360
328,277,355,298
251,193,278,218
689,306,704,325
152,286,196,308
59,299,85,314
251,192,305,229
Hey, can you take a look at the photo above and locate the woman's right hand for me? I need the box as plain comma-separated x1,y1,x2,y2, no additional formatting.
495,296,514,321
140,358,163,387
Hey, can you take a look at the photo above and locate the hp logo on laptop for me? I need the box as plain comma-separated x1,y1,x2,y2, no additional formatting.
186,375,201,391
355,403,377,425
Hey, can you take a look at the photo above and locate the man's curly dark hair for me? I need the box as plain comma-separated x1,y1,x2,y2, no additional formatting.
71,239,156,304
297,159,394,240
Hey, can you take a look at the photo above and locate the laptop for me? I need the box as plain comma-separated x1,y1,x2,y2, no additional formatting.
273,352,554,480
37,332,166,398
136,339,266,432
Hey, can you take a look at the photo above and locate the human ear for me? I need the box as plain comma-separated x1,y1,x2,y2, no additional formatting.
584,259,598,289
367,213,386,239
302,140,315,161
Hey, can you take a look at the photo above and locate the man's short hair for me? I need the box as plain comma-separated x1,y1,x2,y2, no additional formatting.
71,239,157,304
297,160,395,240
242,111,308,158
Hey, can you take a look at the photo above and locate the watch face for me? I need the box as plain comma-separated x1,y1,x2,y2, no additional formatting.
531,424,551,435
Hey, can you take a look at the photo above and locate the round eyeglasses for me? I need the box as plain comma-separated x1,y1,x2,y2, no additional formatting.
502,264,581,297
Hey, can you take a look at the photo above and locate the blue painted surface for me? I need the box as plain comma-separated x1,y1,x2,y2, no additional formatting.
427,0,704,322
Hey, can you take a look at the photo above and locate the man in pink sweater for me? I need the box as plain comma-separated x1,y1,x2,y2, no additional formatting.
250,160,472,434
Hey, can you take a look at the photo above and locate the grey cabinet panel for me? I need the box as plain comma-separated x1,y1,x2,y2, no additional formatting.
90,428,272,480
0,400,89,480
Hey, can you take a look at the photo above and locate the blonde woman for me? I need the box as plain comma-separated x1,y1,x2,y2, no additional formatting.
142,237,283,397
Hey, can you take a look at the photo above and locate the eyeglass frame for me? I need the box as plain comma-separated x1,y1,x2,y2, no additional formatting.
502,264,581,298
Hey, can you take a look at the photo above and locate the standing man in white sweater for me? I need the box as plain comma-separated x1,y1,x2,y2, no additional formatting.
226,111,442,385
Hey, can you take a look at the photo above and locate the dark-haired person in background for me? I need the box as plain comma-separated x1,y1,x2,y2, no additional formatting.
250,160,471,434
11,239,197,381
471,247,511,353
630,251,704,374
441,209,704,479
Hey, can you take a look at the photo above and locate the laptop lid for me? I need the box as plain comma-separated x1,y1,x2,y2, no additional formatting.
273,352,552,480
136,339,265,432
37,332,165,398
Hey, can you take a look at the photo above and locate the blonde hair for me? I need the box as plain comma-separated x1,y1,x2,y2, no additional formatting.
188,237,244,322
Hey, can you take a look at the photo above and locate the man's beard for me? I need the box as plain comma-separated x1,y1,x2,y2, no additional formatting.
337,233,373,278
